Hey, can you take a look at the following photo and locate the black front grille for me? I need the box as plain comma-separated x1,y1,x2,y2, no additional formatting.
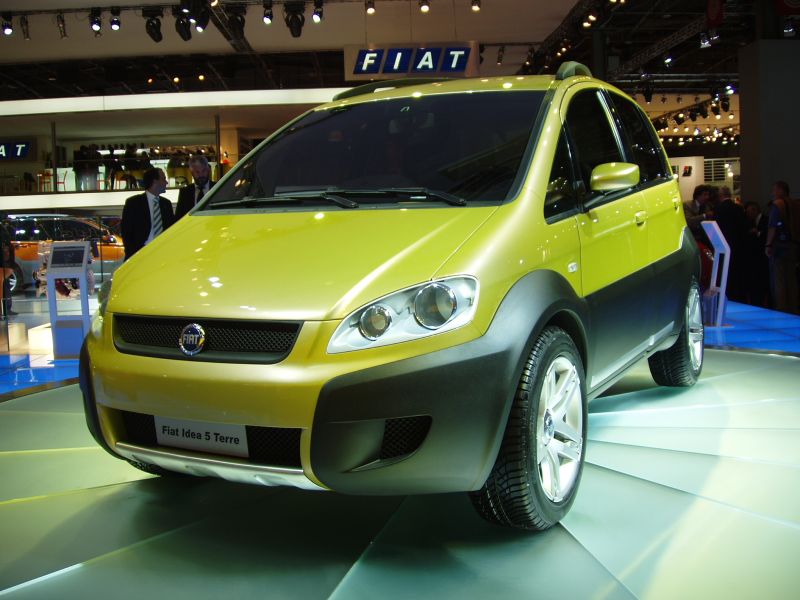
119,410,301,468
379,416,432,460
113,315,301,363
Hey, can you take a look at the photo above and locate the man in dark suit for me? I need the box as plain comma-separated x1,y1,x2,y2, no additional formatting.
121,167,174,261
175,155,214,220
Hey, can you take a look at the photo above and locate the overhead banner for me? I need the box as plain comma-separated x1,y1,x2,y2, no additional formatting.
345,42,480,81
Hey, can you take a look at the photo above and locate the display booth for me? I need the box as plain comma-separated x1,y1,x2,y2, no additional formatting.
46,241,92,358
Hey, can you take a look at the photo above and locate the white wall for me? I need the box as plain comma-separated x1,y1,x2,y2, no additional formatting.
666,155,704,202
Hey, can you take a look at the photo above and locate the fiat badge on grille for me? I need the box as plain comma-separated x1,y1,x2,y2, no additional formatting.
179,323,206,356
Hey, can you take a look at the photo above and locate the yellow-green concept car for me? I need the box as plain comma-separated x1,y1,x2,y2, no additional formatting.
81,63,703,531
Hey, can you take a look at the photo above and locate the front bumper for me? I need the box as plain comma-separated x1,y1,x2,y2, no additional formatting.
80,308,527,495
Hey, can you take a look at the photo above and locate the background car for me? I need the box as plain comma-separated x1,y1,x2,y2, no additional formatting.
4,214,124,294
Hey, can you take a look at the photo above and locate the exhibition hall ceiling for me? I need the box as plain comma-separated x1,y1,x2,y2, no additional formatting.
0,0,763,101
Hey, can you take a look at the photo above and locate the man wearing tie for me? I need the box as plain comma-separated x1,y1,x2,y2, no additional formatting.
121,167,174,261
175,156,214,220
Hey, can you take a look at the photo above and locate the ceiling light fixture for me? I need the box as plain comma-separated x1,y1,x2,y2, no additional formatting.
699,31,711,48
57,13,68,38
263,0,274,24
472,0,481,12
144,8,163,42
1,13,12,36
284,2,306,38
195,8,210,32
366,0,375,15
419,1,430,14
312,0,324,24
110,8,121,31
175,12,192,41
663,53,673,67
90,8,102,32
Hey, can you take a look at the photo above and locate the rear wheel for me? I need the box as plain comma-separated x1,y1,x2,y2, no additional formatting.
648,279,704,387
470,326,587,531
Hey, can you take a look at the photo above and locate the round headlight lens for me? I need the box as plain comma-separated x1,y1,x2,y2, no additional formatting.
414,283,457,329
358,305,392,340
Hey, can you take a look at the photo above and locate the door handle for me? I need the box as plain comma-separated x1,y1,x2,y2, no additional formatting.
672,197,681,212
635,210,647,225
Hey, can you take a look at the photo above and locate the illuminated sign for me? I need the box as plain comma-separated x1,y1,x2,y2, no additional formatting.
354,47,470,75
346,43,478,81
0,142,32,160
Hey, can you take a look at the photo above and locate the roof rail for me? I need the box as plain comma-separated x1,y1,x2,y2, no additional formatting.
555,62,592,80
333,78,451,101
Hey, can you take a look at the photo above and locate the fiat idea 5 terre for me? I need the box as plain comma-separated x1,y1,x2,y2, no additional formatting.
81,63,703,531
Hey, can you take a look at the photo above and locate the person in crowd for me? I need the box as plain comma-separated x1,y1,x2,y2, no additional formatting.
0,218,16,317
73,145,88,191
684,184,712,241
714,186,749,302
121,168,174,261
82,144,101,191
765,181,799,314
175,155,215,220
744,201,770,307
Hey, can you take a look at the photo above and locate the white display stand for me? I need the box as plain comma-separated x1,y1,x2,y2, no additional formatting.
46,241,92,358
700,221,730,328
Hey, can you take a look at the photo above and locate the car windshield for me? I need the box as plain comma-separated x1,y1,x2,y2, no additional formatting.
203,90,546,210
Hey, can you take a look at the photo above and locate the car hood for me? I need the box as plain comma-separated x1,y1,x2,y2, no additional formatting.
109,207,497,321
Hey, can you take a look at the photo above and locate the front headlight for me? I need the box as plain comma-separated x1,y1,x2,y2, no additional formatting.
327,276,478,353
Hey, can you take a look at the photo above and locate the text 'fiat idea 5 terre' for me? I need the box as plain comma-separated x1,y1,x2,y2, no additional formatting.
81,63,703,531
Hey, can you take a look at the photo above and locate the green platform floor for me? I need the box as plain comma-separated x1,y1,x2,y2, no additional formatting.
1,349,799,599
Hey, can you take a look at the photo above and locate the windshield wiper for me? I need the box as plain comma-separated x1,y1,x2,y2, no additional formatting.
377,187,467,206
208,191,358,210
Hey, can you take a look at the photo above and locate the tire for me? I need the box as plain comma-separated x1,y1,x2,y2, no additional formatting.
470,326,587,531
7,265,23,295
648,279,704,387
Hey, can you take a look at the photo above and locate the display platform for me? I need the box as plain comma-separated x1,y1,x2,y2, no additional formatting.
1,349,798,599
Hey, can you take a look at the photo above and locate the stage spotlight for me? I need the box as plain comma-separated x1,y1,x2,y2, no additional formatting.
699,31,711,48
689,110,697,122
365,0,375,15
720,96,730,112
663,53,673,67
711,104,721,117
21,15,29,40
1,14,12,36
472,0,481,11
57,13,67,38
419,0,430,14
698,104,709,119
90,8,102,32
643,85,653,104
263,1,274,24
110,8,121,31
674,113,685,126
284,2,306,38
228,12,245,37
175,13,192,41
144,11,163,42
312,0,324,24
195,10,209,32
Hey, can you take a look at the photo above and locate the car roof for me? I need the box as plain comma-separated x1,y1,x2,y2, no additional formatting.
322,63,613,109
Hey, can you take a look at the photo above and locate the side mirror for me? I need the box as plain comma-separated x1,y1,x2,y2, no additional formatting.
589,162,640,193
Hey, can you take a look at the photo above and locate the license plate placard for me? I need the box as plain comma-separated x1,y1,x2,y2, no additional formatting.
154,416,249,458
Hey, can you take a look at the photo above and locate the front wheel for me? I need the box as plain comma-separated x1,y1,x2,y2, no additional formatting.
648,279,704,387
470,326,587,531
